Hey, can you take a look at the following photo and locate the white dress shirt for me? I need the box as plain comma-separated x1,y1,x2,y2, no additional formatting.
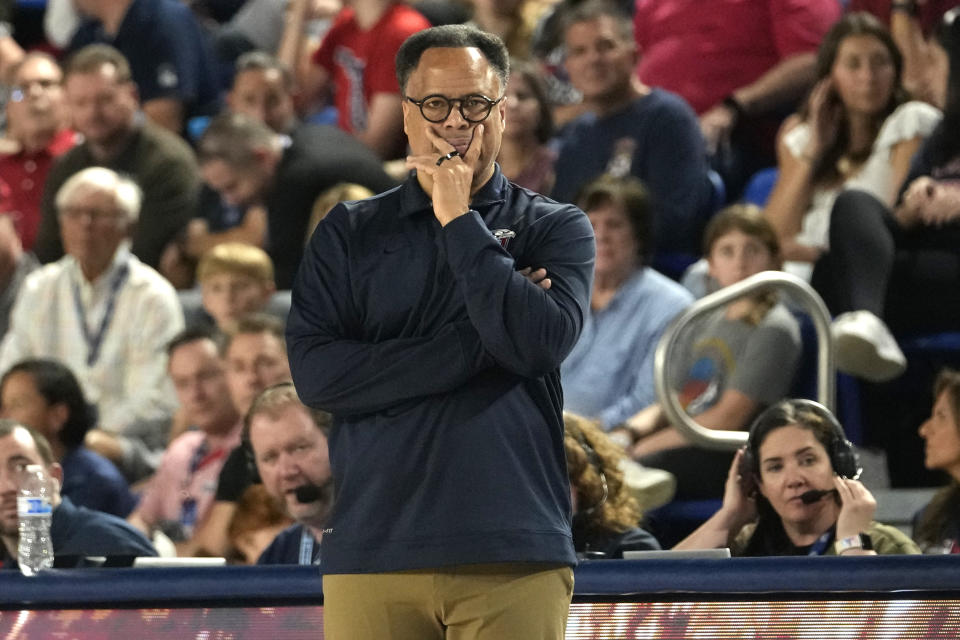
0,244,184,434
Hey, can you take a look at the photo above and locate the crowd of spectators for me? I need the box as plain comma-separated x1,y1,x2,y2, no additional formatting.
0,0,952,566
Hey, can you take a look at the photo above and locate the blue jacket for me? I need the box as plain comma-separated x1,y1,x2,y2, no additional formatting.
287,167,595,573
257,523,320,566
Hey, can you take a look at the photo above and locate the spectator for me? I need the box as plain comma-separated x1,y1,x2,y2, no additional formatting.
554,0,713,253
496,59,556,194
0,421,155,569
0,167,184,481
564,412,660,559
763,13,941,382
634,0,841,198
198,243,276,334
163,52,294,289
227,51,299,135
817,8,960,386
187,314,291,557
675,399,920,556
246,382,332,565
914,368,960,553
194,112,395,289
560,175,693,432
67,0,221,134
34,45,201,274
624,205,801,501
850,0,958,107
226,483,292,564
127,328,241,554
284,0,431,159
0,53,77,252
468,0,549,59
0,359,135,517
0,216,38,338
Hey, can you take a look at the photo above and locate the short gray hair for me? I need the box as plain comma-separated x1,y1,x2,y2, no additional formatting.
55,167,142,224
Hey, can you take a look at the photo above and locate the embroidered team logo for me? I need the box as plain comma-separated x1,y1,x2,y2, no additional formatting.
492,228,515,249
157,64,179,90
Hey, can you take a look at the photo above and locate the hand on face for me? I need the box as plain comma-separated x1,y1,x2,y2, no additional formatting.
804,78,842,163
833,475,876,540
405,124,484,226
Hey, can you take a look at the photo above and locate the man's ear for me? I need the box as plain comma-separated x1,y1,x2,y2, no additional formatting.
401,99,412,136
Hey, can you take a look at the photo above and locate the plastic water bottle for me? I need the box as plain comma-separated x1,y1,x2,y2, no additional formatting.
17,464,53,576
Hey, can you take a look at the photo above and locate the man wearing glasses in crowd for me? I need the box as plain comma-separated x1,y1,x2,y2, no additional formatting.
287,24,595,640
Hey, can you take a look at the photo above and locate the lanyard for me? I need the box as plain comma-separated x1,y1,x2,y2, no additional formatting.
808,531,834,556
299,529,320,566
179,440,228,529
71,261,130,367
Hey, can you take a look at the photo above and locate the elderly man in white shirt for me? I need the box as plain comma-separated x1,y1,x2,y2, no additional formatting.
0,166,183,480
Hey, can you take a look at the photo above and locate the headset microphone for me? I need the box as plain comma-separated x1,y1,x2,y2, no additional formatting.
295,484,322,503
799,488,839,505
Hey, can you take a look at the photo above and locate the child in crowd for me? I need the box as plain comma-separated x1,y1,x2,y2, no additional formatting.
622,204,802,501
198,243,276,334
305,183,373,243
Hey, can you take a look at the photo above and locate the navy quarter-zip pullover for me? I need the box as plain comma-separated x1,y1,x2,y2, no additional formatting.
287,167,595,573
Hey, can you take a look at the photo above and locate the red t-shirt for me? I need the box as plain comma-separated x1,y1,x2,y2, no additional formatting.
634,0,841,114
312,3,430,135
0,129,77,250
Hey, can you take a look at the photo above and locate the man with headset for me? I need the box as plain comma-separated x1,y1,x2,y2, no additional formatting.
244,382,331,565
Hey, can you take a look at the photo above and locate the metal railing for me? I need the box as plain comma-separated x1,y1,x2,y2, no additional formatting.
653,271,834,451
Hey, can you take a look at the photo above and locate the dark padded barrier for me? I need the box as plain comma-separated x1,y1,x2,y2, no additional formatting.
2,556,960,609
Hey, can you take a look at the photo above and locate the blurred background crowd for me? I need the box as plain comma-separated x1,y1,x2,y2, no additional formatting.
0,0,956,565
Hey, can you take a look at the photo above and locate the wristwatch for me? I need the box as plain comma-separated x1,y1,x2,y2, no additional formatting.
835,532,873,555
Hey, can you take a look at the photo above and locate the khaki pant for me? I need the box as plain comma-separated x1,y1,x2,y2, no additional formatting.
323,563,574,640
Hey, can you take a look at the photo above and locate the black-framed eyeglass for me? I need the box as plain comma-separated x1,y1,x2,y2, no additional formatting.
405,93,504,123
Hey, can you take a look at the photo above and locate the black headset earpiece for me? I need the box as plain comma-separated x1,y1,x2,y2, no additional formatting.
241,439,262,484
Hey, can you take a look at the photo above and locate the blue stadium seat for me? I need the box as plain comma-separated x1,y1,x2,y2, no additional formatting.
742,167,778,207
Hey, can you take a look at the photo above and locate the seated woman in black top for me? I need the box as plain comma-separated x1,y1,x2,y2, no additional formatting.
564,412,660,558
675,399,919,556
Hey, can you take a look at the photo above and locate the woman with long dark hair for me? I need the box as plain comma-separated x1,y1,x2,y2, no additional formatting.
762,13,941,382
675,399,919,556
496,59,556,194
914,369,960,553
808,10,960,384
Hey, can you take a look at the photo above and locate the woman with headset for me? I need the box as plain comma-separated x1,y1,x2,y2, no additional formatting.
675,399,919,556
564,413,661,559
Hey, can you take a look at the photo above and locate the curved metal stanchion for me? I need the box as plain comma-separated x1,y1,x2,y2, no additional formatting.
653,271,835,451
